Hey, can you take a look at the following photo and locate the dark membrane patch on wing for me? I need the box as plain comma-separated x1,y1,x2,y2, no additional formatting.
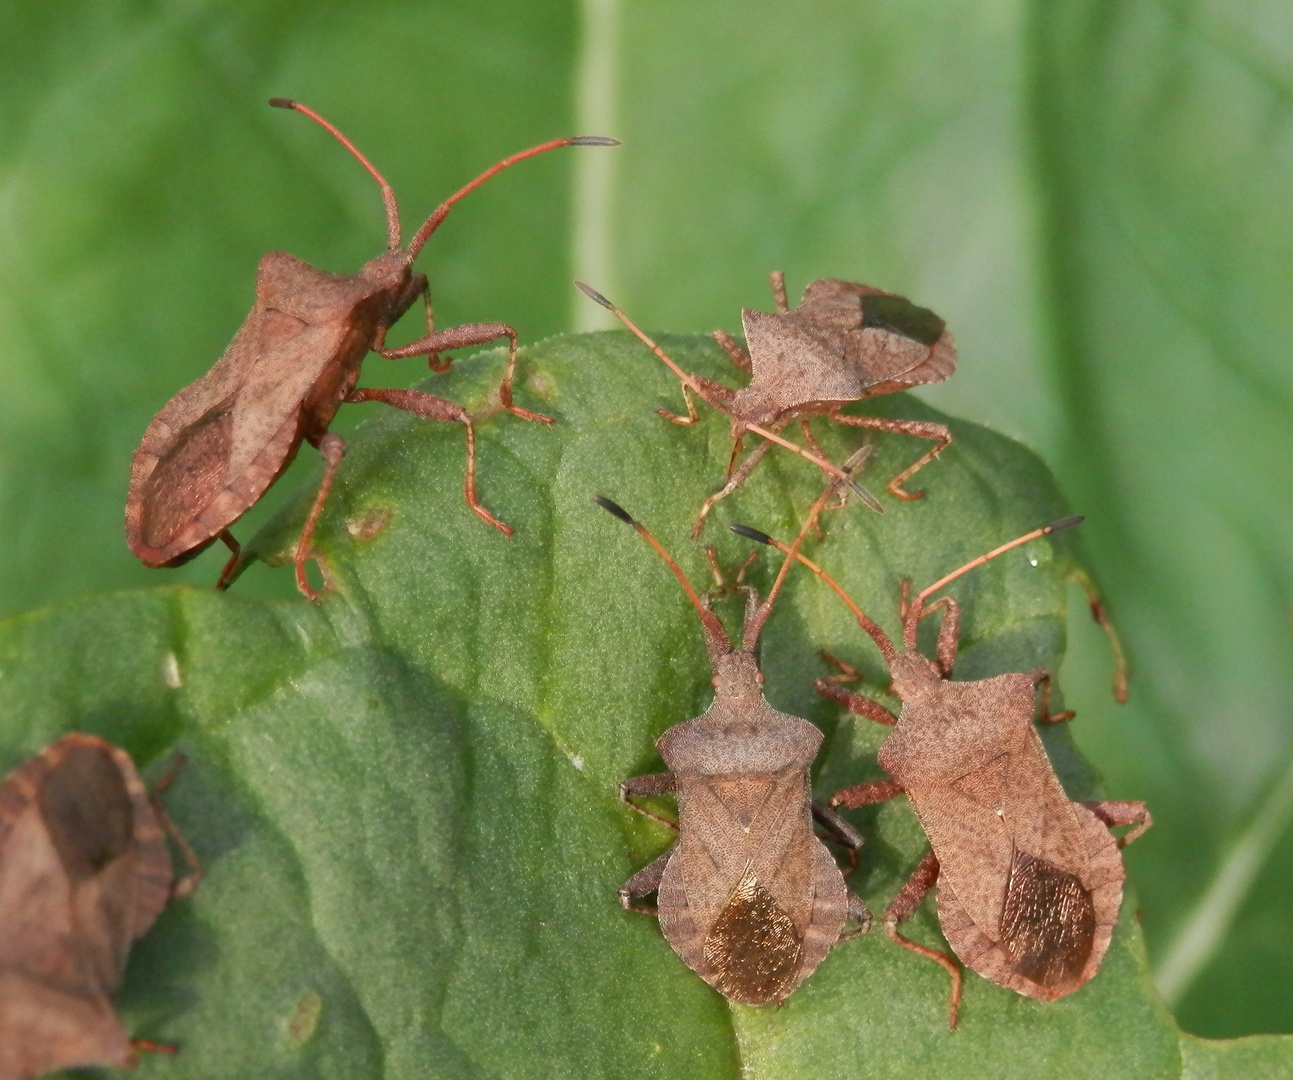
999,849,1096,990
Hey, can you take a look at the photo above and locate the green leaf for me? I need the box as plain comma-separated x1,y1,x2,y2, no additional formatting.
1,332,1284,1078
4,0,1293,1050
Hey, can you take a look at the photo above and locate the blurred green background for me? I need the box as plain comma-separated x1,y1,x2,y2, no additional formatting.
0,0,1290,1042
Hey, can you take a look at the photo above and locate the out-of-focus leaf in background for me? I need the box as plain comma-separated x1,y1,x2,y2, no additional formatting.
1,0,1292,1044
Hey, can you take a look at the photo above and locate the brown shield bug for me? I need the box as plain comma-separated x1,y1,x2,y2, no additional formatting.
578,271,954,535
127,99,617,599
593,494,870,1005
733,506,1150,1026
0,733,201,1079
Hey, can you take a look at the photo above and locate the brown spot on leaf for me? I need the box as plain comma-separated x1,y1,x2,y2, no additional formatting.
346,507,391,544
285,988,323,1047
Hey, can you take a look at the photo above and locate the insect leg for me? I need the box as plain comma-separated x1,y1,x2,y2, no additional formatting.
347,387,514,537
619,848,673,916
1031,670,1076,725
907,594,961,676
769,270,789,313
214,531,241,591
1064,565,1129,703
815,678,899,727
882,851,963,1029
813,801,864,876
829,413,953,501
292,432,348,601
1080,800,1153,848
711,327,752,372
378,321,554,425
829,778,904,809
131,1039,178,1057
692,438,774,538
148,753,204,900
620,772,679,833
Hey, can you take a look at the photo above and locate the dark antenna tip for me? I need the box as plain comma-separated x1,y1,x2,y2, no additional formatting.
729,524,773,546
268,97,296,110
1047,514,1085,534
575,281,613,309
570,136,621,146
593,495,635,525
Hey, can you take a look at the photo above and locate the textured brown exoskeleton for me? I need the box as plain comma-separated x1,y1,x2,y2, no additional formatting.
578,272,954,535
734,510,1150,1026
0,733,202,1079
593,494,870,1005
127,99,617,599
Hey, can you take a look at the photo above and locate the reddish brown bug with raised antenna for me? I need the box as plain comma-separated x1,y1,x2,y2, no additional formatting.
594,494,869,1006
734,501,1149,1027
0,734,201,1079
578,271,954,535
127,99,616,599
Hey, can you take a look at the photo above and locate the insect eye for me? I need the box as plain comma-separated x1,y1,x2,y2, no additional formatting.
756,672,766,685
712,676,721,687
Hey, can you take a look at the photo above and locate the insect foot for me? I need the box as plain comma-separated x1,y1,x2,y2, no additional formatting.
735,502,1149,1028
0,734,201,1079
577,281,885,536
127,100,617,599
579,269,955,535
593,494,869,1005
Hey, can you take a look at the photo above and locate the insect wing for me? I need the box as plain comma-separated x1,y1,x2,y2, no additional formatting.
798,278,956,393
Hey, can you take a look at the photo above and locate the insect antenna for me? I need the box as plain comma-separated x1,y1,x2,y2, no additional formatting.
593,495,731,657
730,493,898,665
575,282,875,502
904,515,1085,645
270,99,403,252
407,136,619,261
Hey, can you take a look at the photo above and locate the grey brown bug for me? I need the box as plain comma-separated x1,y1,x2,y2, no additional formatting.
594,494,869,1005
579,271,954,535
127,99,617,598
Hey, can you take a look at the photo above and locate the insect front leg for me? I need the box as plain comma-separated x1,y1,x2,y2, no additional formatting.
658,373,734,425
711,328,752,372
346,387,513,537
287,432,348,600
619,848,673,915
814,654,899,728
882,851,963,1029
692,437,774,537
1080,800,1152,847
378,321,554,426
619,772,679,833
829,413,952,501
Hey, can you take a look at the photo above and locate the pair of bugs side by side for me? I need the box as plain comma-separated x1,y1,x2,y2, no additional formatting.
592,482,1148,1025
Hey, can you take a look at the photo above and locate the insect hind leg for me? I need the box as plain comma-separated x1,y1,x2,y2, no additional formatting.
883,850,963,1029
